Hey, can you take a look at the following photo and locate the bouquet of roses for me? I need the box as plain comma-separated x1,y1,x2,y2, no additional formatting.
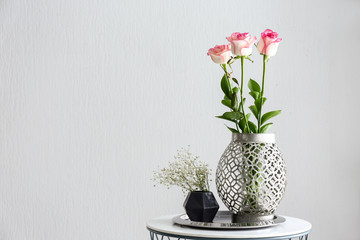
207,29,282,133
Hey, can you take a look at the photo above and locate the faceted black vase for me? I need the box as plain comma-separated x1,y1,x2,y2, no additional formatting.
183,191,219,222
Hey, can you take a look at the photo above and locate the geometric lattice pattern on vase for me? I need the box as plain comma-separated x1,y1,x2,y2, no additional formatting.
216,140,287,216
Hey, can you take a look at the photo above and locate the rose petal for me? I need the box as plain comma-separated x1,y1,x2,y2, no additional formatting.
257,38,265,54
265,42,280,57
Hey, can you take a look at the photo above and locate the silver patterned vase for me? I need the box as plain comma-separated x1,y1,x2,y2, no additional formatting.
216,133,287,223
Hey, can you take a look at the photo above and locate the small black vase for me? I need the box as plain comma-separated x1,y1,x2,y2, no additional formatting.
183,191,219,222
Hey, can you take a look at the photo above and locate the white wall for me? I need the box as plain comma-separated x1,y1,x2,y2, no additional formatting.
0,0,359,239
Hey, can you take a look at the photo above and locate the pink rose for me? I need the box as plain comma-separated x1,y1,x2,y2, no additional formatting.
226,32,257,56
207,44,231,64
257,29,282,57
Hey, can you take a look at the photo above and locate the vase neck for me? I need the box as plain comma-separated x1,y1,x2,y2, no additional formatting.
232,133,276,143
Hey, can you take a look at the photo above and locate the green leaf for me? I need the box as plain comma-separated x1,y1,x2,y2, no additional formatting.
260,123,273,133
231,93,239,111
216,111,243,122
248,79,261,92
238,97,246,111
216,115,235,123
261,110,281,124
221,74,231,99
232,87,239,93
226,126,239,133
249,105,258,119
239,113,251,133
221,99,232,109
238,123,245,132
248,121,258,133
239,118,246,133
232,78,239,85
249,91,259,100
255,97,267,111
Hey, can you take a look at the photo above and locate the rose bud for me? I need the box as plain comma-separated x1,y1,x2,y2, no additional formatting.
226,32,257,57
207,44,231,64
257,29,282,57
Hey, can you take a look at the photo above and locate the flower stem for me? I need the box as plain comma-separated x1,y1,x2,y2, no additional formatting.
241,56,250,133
258,55,268,132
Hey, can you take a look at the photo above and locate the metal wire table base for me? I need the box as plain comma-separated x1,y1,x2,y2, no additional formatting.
147,215,311,240
149,230,310,240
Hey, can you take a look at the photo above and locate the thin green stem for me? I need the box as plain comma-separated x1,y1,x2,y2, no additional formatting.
258,55,268,132
240,56,250,133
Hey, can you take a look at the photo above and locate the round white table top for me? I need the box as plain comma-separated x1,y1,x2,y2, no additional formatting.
147,214,312,239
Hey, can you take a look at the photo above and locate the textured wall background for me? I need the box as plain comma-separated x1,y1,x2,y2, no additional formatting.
0,0,359,239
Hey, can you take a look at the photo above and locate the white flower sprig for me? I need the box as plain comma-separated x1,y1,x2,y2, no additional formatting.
152,147,211,194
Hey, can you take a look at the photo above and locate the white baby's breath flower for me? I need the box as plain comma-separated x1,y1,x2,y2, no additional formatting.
152,146,211,194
